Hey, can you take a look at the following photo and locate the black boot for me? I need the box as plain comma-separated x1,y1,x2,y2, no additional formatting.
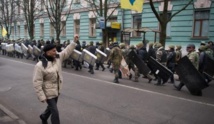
154,82,161,86
113,77,119,83
90,70,94,74
191,90,202,96
174,82,184,91
109,68,113,73
129,74,132,80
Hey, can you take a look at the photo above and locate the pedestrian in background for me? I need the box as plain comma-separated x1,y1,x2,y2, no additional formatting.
32,38,77,124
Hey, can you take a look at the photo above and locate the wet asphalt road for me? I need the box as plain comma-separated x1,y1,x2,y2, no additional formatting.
0,56,214,124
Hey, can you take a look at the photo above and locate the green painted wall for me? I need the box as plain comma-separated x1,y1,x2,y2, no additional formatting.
3,0,213,50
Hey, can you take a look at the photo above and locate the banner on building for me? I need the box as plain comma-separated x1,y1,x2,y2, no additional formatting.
121,0,144,12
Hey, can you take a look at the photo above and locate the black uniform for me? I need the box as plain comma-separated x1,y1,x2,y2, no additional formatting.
88,44,96,74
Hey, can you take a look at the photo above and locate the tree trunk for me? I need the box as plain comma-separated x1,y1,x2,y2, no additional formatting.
56,31,60,41
159,23,167,47
6,26,10,39
29,22,34,40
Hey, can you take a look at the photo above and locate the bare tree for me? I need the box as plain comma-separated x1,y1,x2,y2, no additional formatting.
18,0,44,40
149,0,193,47
0,0,18,39
83,0,120,46
43,0,73,41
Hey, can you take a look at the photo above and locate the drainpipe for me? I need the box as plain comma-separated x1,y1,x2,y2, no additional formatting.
121,9,124,43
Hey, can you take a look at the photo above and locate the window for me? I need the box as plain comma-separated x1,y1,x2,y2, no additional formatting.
74,20,80,35
24,25,28,37
50,23,55,37
89,18,96,37
40,23,44,37
193,10,210,37
159,13,171,37
108,16,117,22
132,14,142,37
17,26,20,37
61,21,66,36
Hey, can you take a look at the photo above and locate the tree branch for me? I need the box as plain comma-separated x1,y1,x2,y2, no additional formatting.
149,0,162,24
168,0,193,22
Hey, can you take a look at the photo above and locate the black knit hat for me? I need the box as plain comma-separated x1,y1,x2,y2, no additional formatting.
43,44,56,52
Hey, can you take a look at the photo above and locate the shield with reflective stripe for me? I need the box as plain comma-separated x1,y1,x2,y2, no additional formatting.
21,43,28,56
33,45,41,56
128,50,151,76
148,57,173,83
176,56,208,94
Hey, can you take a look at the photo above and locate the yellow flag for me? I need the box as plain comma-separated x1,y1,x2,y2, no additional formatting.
2,27,7,37
121,0,144,13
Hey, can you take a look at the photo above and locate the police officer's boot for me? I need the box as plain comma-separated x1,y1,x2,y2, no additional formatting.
133,75,139,82
154,77,161,86
113,77,119,83
118,71,122,79
129,74,132,80
174,82,184,91
191,90,202,96
109,68,113,73
133,78,139,82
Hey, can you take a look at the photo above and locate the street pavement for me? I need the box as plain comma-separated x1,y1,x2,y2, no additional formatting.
0,55,214,124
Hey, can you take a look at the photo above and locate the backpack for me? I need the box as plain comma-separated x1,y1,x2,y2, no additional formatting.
160,49,167,63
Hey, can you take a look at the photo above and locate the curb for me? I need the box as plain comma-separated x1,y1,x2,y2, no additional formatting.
0,104,26,124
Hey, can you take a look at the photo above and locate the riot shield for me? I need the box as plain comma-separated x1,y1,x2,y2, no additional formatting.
105,48,111,57
128,50,151,76
15,44,23,53
148,57,173,83
71,49,82,62
33,45,41,56
82,49,97,66
21,43,28,56
203,56,214,78
28,45,35,58
28,45,33,55
6,44,14,52
1,43,7,50
96,48,107,63
176,56,208,95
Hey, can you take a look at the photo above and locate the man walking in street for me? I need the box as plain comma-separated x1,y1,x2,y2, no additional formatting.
108,42,123,83
32,38,77,124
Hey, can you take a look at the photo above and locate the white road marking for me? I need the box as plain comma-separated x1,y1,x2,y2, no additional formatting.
2,57,214,107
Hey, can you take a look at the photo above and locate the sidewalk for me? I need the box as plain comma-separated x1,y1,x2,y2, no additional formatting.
0,104,26,124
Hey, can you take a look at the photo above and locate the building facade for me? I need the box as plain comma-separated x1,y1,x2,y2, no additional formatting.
2,0,214,48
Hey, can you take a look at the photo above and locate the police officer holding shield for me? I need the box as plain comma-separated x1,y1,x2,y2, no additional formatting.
155,43,167,85
174,44,200,95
